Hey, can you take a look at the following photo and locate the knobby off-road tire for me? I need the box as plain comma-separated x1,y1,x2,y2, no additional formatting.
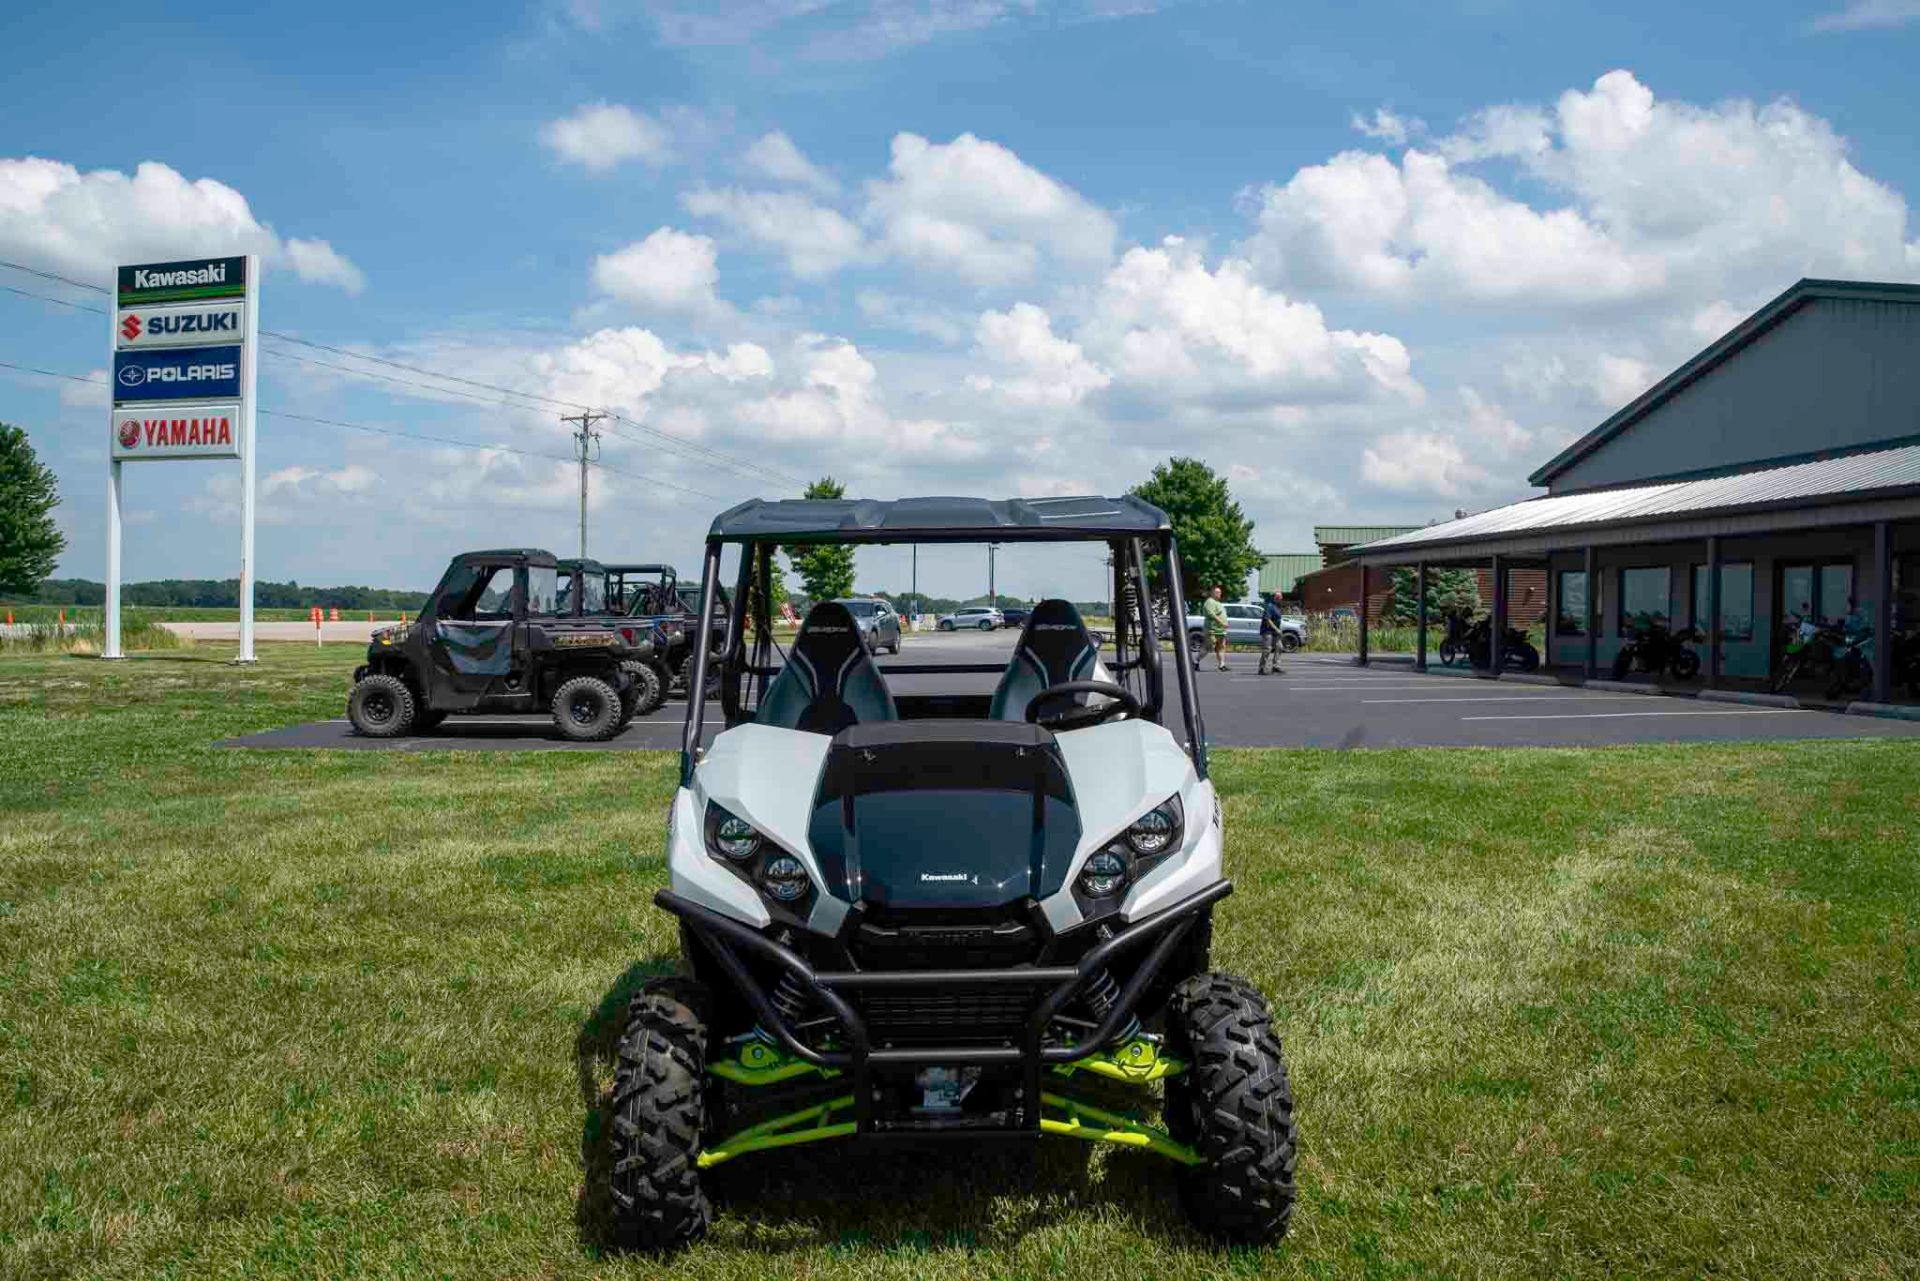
609,980,713,1252
1164,973,1298,1245
346,674,415,737
553,675,623,741
621,661,664,718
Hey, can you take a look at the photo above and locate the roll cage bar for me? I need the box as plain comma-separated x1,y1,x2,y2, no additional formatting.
678,526,1208,784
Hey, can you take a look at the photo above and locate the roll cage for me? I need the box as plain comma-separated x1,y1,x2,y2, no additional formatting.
678,495,1208,783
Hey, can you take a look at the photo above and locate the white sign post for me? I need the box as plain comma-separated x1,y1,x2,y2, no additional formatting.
104,254,258,661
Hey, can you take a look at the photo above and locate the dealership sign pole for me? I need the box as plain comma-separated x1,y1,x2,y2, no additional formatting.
105,255,258,661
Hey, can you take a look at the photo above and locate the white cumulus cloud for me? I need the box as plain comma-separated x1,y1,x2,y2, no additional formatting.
742,131,839,195
864,133,1116,285
590,227,723,313
0,157,363,292
968,303,1110,406
541,102,673,171
1245,70,1920,309
681,187,867,279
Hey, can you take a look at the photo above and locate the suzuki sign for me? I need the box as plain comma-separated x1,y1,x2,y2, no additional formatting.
104,254,260,662
115,300,246,349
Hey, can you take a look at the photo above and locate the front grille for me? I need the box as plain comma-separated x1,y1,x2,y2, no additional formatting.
852,903,1040,971
855,987,1036,1048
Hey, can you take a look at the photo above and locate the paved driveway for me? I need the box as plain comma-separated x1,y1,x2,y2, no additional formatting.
222,631,1920,752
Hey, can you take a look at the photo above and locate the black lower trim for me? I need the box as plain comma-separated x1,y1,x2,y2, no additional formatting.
654,878,1231,1131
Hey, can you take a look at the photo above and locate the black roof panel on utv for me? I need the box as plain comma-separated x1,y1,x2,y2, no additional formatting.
708,495,1171,544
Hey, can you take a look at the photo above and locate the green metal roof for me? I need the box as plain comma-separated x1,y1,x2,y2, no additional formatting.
1258,553,1321,594
1313,525,1421,546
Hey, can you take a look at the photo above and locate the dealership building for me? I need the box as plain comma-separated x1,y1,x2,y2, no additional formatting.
1350,279,1920,704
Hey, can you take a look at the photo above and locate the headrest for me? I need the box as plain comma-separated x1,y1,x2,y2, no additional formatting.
792,600,867,674
1012,599,1097,684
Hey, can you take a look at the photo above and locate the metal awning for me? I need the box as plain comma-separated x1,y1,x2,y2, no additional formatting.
1355,443,1920,563
706,495,1171,544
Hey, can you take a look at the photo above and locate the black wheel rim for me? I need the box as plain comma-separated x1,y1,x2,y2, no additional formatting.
569,692,601,725
363,692,393,724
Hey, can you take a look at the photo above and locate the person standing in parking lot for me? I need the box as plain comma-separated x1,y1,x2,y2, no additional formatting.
1200,585,1230,672
1258,590,1289,675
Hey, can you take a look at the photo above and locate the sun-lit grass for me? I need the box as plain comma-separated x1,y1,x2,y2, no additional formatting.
1,646,1916,1278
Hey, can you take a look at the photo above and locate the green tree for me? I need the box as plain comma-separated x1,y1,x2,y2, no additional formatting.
0,424,65,597
785,476,857,603
1129,457,1263,598
1385,565,1481,623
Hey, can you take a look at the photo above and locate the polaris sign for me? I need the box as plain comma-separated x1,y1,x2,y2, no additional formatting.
115,300,246,349
112,345,243,403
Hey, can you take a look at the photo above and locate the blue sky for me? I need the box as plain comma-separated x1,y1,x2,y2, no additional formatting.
4,0,1919,597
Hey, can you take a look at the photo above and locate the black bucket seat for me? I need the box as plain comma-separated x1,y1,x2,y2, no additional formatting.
989,598,1106,721
756,601,898,733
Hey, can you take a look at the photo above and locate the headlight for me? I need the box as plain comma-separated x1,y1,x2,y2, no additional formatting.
1125,796,1183,856
1078,848,1129,897
762,855,811,902
705,805,763,861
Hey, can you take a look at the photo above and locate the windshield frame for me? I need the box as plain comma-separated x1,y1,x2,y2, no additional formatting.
678,530,1203,783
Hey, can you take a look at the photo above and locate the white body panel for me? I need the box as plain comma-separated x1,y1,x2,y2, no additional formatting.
669,713,1219,936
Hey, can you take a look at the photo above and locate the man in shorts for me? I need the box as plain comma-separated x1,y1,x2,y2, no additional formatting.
1199,585,1230,672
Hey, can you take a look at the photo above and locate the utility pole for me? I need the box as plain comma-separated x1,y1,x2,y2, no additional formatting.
988,543,996,604
561,410,606,559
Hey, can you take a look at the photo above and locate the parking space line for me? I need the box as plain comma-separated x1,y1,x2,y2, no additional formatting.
1460,709,1808,721
1361,694,1651,704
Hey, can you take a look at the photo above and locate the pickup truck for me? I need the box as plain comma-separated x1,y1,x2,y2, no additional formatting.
1182,600,1304,650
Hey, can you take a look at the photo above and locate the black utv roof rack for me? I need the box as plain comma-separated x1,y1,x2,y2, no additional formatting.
707,495,1172,545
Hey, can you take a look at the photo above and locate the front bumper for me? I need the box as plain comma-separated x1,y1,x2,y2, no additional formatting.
654,877,1231,1133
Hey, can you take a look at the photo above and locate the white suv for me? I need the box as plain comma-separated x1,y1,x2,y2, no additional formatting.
938,605,1005,631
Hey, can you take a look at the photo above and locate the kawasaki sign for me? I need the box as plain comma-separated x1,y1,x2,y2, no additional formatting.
104,253,261,662
117,256,247,305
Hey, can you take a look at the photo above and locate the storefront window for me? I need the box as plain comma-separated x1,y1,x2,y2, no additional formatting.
1556,570,1588,636
1691,563,1753,641
1618,567,1670,629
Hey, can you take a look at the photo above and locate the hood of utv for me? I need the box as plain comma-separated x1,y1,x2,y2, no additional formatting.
805,720,1081,910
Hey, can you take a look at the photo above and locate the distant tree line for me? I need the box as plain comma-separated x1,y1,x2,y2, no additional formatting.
8,578,429,611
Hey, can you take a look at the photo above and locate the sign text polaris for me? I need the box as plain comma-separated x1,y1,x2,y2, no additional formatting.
115,300,246,349
117,256,248,305
112,345,243,404
111,404,243,460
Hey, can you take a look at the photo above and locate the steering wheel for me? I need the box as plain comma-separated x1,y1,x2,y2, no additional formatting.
1024,679,1141,730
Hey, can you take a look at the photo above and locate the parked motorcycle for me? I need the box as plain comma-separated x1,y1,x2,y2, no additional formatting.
1770,612,1842,694
1609,614,1703,681
1463,615,1540,672
1892,624,1920,701
1438,608,1473,667
1824,623,1875,702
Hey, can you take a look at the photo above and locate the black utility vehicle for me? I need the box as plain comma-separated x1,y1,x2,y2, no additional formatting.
346,548,646,741
558,558,667,716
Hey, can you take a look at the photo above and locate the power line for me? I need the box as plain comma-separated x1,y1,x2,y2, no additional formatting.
0,354,721,501
0,256,803,489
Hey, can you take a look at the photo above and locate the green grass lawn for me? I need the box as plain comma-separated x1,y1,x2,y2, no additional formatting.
2,646,1917,1279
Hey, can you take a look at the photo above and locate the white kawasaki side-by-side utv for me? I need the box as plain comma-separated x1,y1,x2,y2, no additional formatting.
607,495,1297,1249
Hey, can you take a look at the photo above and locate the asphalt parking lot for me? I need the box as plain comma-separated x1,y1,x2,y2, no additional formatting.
223,629,1920,751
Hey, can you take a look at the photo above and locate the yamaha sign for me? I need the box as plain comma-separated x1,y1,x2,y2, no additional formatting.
104,253,260,661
